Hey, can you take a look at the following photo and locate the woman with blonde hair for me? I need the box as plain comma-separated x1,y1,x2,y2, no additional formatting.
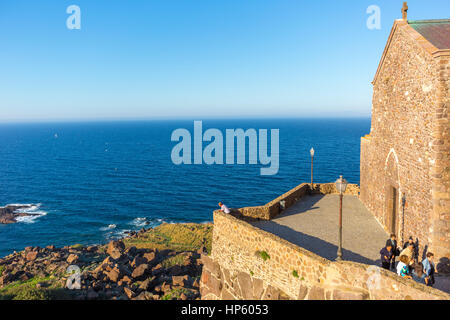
397,255,412,279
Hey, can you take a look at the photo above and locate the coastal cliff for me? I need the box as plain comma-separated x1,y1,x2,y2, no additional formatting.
0,223,212,300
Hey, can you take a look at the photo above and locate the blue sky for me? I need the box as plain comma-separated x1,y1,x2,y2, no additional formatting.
0,0,449,122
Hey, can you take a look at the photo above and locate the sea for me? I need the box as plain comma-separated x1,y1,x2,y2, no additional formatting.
0,118,370,257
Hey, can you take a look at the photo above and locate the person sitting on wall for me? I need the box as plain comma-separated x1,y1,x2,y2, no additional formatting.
218,202,231,214
397,255,413,280
385,234,400,270
400,243,415,265
422,252,436,287
380,243,394,270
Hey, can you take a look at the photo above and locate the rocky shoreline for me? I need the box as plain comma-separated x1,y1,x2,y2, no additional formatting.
0,223,212,300
0,205,37,224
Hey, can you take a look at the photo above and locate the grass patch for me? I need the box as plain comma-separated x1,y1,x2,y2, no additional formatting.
70,244,84,249
0,276,57,300
292,270,299,278
161,287,192,300
256,251,270,261
0,265,4,277
161,253,189,269
123,223,213,253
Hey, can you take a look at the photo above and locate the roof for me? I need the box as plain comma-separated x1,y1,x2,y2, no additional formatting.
408,19,450,49
372,19,450,85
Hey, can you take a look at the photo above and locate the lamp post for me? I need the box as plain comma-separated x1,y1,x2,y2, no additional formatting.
335,175,348,261
310,148,315,191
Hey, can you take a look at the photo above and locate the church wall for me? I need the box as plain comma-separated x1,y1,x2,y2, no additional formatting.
430,53,450,273
360,23,441,260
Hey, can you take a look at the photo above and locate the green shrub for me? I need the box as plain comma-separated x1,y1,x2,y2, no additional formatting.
256,251,270,261
292,270,299,278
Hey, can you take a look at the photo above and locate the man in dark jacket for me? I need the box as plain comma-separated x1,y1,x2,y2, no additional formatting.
380,244,394,270
386,234,399,270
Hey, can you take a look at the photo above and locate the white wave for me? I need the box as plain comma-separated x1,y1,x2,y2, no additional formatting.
129,217,149,227
9,203,47,224
15,211,47,224
99,224,117,231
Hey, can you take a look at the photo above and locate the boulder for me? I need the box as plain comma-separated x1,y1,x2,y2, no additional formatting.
143,251,156,262
131,264,149,280
105,268,121,282
106,240,125,260
131,256,146,268
26,251,38,261
66,254,79,264
123,287,135,299
172,275,189,287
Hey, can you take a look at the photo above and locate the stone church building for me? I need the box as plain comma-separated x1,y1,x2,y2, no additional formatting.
360,4,449,272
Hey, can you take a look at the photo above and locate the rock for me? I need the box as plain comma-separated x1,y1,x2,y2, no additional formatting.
143,252,156,264
152,263,164,276
86,245,98,253
46,245,56,251
139,276,156,291
26,251,38,261
66,254,79,264
131,264,149,280
105,268,121,282
134,291,153,300
131,256,146,268
180,293,188,300
106,240,125,260
123,287,135,299
125,246,137,256
172,275,189,287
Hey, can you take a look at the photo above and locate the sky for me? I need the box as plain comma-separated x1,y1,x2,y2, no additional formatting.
0,0,449,122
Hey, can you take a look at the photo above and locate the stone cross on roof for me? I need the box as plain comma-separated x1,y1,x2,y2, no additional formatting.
402,2,408,20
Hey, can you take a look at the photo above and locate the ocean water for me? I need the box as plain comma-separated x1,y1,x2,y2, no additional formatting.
0,118,370,257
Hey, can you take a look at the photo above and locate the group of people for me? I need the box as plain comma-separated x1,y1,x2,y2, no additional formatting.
380,234,436,287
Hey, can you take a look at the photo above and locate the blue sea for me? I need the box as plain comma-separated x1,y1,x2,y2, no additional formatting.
0,118,369,257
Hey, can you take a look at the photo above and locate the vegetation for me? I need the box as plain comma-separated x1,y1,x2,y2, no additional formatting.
161,253,189,268
161,287,192,300
292,270,299,278
256,250,270,261
123,223,213,253
0,275,74,300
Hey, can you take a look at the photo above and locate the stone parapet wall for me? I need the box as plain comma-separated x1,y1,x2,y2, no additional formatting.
235,183,360,221
200,211,450,300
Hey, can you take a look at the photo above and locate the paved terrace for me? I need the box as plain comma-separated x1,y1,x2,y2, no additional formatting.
251,194,388,265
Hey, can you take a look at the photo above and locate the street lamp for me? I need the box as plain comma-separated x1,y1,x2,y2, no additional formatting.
335,175,348,261
310,148,315,191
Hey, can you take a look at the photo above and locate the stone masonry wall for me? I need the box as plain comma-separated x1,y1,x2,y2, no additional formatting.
200,211,449,300
360,21,449,272
236,183,359,221
430,52,450,273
